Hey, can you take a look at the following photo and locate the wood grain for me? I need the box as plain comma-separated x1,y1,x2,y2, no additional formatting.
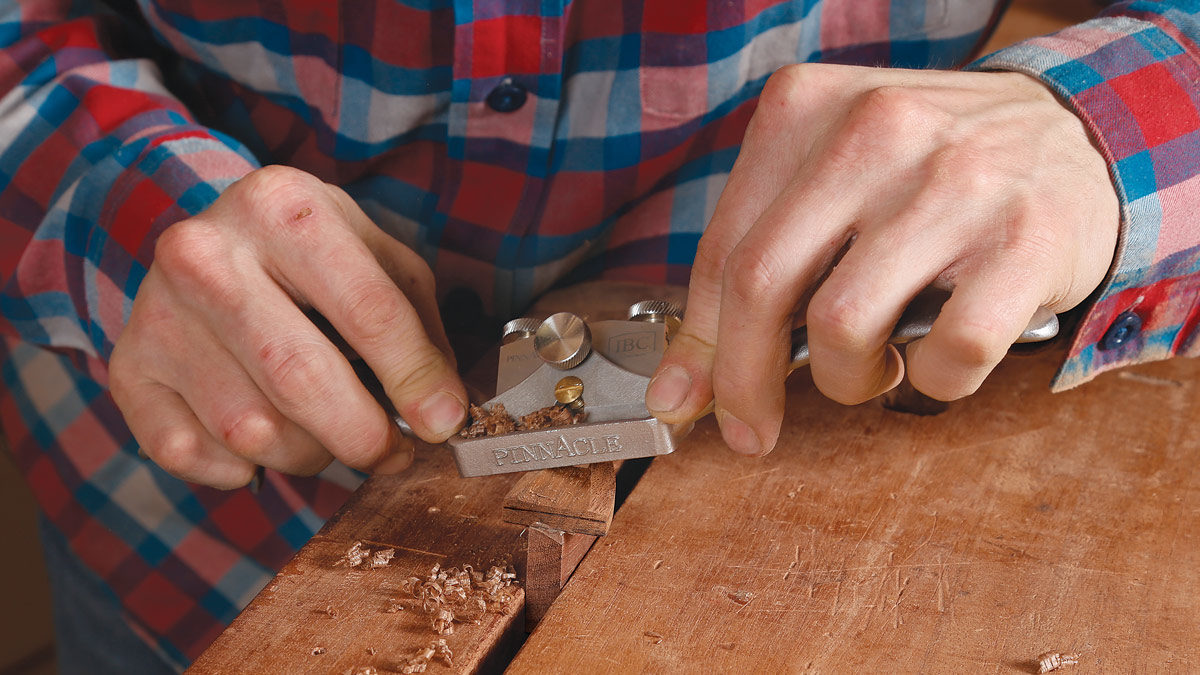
525,526,598,630
509,349,1200,672
189,449,527,674
503,463,616,536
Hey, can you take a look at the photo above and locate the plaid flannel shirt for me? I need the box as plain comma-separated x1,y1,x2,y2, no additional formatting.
2,0,1198,666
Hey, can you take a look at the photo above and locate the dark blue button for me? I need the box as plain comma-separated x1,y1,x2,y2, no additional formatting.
1100,311,1142,351
486,79,527,113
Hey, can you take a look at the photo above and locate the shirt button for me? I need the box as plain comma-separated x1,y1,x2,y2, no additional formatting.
486,79,528,113
1100,310,1142,351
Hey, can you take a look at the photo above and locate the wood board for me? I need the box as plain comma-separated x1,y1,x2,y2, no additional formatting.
508,348,1200,672
187,450,528,674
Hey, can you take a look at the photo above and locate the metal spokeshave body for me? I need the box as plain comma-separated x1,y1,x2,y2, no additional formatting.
448,312,681,477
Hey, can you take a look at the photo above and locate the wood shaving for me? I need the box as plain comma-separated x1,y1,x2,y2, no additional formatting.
397,562,520,636
460,403,519,438
400,639,453,673
366,548,395,569
311,647,327,655
518,404,586,430
459,403,585,438
1037,652,1079,673
728,589,756,605
337,541,394,570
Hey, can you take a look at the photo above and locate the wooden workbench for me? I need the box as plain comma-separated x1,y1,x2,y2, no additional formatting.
192,279,1200,673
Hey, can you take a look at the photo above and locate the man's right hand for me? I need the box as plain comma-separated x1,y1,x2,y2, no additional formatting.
109,166,467,489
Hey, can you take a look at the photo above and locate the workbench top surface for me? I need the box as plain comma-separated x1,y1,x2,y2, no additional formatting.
192,281,1200,674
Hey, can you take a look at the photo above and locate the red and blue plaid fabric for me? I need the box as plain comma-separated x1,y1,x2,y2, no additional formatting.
1,0,1197,666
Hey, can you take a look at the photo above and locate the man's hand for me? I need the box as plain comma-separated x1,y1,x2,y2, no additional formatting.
109,166,467,489
647,64,1119,457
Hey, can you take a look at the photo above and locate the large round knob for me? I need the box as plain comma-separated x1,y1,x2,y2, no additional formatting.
534,312,592,370
501,317,542,345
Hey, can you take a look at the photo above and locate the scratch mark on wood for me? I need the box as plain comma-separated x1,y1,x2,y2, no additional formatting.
730,467,781,482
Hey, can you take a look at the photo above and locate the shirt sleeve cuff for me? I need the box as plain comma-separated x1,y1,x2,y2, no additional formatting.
968,13,1200,391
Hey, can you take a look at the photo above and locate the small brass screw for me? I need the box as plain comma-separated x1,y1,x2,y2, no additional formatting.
555,376,584,409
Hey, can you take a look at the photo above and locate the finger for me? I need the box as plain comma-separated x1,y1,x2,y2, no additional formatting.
649,67,828,423
164,323,335,476
904,260,1049,401
803,199,970,405
329,187,457,363
260,190,467,442
115,377,257,490
706,86,954,453
175,262,411,473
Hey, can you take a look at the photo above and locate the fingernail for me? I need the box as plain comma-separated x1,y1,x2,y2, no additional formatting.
646,365,691,413
420,391,466,437
717,410,761,456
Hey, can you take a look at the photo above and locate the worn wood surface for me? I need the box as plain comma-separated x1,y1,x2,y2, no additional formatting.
503,463,616,536
509,347,1200,672
188,450,527,674
525,526,598,631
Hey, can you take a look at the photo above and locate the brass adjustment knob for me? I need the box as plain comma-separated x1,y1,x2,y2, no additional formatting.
534,312,592,370
555,375,585,411
628,300,683,339
500,317,542,345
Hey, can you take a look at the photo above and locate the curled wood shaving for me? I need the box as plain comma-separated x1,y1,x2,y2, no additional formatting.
367,548,395,569
518,404,586,431
1037,652,1080,673
337,541,394,570
397,562,520,636
460,403,519,438
400,639,453,673
459,403,585,438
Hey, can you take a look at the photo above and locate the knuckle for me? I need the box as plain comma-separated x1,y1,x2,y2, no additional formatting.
760,63,821,107
939,321,1008,371
258,339,336,411
219,409,279,461
234,165,331,235
723,245,785,307
692,233,732,285
148,428,205,477
752,64,827,134
807,292,872,352
339,279,410,345
155,220,218,279
154,222,242,304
